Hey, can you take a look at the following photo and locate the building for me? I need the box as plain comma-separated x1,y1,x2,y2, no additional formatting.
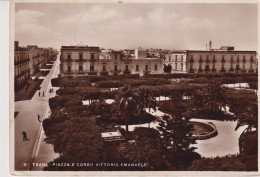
14,41,58,90
164,41,258,73
164,50,187,73
60,45,163,77
14,41,30,90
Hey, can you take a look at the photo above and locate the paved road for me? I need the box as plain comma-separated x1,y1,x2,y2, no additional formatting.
14,57,59,171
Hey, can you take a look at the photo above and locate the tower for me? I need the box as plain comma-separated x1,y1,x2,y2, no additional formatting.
209,40,212,51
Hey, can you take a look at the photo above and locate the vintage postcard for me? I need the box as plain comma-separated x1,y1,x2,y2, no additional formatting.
10,0,259,176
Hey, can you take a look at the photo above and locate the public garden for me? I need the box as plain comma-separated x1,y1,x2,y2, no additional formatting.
42,72,257,171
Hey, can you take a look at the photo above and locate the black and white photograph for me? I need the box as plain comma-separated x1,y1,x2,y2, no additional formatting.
10,0,258,175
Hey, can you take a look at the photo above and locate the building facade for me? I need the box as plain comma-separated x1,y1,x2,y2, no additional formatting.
60,46,163,77
185,50,257,73
14,41,30,90
14,41,58,90
164,51,187,73
164,42,257,74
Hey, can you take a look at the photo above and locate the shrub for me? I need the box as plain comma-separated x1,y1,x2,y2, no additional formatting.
64,100,82,107
134,127,160,140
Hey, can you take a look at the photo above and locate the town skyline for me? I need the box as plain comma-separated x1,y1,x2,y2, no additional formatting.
15,3,258,51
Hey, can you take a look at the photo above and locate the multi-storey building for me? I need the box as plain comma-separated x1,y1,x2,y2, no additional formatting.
14,41,58,90
164,51,187,73
14,41,30,90
164,41,257,73
60,45,163,77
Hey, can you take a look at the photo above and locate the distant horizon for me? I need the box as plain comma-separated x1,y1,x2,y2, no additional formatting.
15,3,258,51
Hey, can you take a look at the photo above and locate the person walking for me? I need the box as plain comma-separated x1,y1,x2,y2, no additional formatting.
49,88,52,94
22,131,28,141
38,91,41,97
37,114,42,122
43,92,45,97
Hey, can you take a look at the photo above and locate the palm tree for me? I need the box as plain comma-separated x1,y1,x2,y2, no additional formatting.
118,86,138,134
203,81,228,114
135,87,156,115
235,100,257,154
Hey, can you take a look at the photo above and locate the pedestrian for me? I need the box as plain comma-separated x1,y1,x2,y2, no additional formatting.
37,114,42,122
38,91,41,97
43,92,45,97
22,131,28,141
49,88,51,94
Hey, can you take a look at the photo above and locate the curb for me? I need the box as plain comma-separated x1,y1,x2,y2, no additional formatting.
27,58,59,171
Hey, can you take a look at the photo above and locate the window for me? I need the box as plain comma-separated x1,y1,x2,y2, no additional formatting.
91,53,95,60
205,65,210,71
114,65,117,71
67,54,71,60
181,63,183,71
181,55,183,62
79,65,83,72
145,65,148,71
115,54,117,60
231,55,233,62
79,54,83,60
90,65,94,72
169,56,171,61
175,63,177,70
67,66,71,72
237,56,240,62
175,55,177,62
103,65,106,71
136,65,139,71
190,55,194,62
155,64,157,71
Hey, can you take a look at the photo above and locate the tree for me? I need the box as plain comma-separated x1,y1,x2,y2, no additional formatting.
163,64,172,73
235,100,257,155
118,86,138,134
203,81,228,114
135,87,156,115
191,81,228,115
157,115,200,169
119,127,167,170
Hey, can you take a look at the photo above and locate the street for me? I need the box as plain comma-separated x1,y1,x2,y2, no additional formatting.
14,57,60,171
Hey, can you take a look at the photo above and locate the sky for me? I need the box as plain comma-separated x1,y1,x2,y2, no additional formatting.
15,3,258,51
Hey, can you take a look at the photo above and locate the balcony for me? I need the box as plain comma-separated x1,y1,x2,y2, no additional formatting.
241,69,247,73
220,68,226,73
15,59,30,66
123,70,131,74
144,70,151,75
211,68,216,72
198,68,203,73
229,68,234,72
188,68,195,73
88,71,98,75
249,69,254,73
100,71,109,76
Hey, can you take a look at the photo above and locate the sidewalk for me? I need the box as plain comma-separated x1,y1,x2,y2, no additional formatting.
14,57,60,171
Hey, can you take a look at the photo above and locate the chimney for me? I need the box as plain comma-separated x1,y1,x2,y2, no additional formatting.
209,40,212,51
